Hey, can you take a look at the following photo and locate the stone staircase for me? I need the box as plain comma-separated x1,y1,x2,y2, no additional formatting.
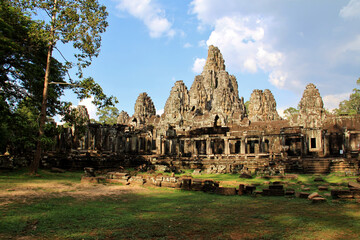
302,158,331,174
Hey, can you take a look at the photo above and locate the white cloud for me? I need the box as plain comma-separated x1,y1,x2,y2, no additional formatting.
198,40,207,48
192,58,206,73
156,109,164,115
340,34,360,52
340,0,360,19
183,42,193,48
204,15,286,87
323,92,351,110
116,0,175,38
277,106,287,118
269,70,288,89
189,0,360,99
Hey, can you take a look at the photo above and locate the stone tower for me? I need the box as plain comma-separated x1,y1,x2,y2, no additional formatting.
162,80,190,127
248,89,281,122
297,83,326,128
132,92,156,126
117,110,129,125
189,45,246,123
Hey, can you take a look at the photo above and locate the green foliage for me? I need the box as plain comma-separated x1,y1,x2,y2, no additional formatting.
283,107,299,120
96,106,119,125
11,0,108,77
333,78,360,115
61,104,89,141
0,0,66,113
244,100,250,114
0,0,116,158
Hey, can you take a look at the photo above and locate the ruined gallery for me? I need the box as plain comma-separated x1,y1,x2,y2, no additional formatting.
51,46,360,175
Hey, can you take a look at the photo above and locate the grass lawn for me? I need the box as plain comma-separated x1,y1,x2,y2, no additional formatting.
0,169,359,240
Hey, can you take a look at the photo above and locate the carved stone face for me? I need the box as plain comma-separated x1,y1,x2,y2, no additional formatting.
252,93,262,111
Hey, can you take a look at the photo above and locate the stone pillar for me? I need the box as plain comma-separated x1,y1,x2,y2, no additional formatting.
254,141,260,154
241,138,246,154
194,140,198,155
156,136,161,154
201,141,206,155
224,139,230,155
161,139,165,155
345,130,350,157
206,139,213,155
323,133,329,157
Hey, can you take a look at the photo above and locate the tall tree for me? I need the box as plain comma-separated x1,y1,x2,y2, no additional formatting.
283,107,299,120
333,78,360,115
96,106,120,125
0,1,65,153
10,0,115,173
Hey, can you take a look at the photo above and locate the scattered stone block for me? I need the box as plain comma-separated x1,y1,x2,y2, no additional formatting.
181,178,192,190
245,185,256,194
314,177,324,182
302,187,311,191
129,176,145,185
51,167,66,173
312,197,327,203
202,180,218,193
285,189,295,196
106,179,127,184
239,173,252,179
84,167,95,177
308,192,320,200
238,184,245,196
349,188,360,199
269,184,283,190
215,187,236,196
318,186,329,191
155,181,162,187
81,176,98,184
298,192,310,198
262,188,285,196
161,182,178,188
254,190,263,195
348,182,360,189
193,169,202,175
191,179,204,191
285,174,298,180
356,177,360,183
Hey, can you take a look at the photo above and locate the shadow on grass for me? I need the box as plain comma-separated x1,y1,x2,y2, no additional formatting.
1,187,359,240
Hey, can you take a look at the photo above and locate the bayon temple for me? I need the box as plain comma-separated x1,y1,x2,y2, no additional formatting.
45,46,360,174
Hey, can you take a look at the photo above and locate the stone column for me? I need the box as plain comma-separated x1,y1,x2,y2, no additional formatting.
241,138,246,154
344,130,350,156
156,136,161,154
323,133,329,157
161,139,165,155
224,139,230,155
206,139,213,155
193,140,198,155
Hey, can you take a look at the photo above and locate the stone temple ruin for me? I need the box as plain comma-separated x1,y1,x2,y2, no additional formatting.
44,46,360,175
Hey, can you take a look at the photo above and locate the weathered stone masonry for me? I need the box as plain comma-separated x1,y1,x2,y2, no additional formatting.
46,46,360,174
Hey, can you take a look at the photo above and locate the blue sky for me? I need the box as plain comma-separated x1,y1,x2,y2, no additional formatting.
56,0,360,120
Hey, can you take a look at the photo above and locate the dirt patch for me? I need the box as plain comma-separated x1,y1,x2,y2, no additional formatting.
0,182,149,206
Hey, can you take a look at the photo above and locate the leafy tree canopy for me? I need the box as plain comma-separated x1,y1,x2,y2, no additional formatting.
96,106,120,125
283,107,299,120
333,78,360,116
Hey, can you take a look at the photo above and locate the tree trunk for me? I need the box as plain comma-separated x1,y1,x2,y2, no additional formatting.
30,0,57,174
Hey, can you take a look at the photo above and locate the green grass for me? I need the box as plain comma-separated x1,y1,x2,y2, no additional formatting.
1,188,359,240
0,168,83,190
0,170,359,239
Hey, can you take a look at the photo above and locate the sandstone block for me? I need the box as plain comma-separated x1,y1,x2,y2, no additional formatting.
215,187,237,196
